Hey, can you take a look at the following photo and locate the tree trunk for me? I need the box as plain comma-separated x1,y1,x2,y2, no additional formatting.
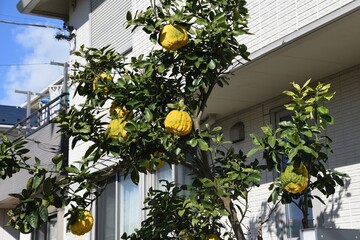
302,192,309,228
220,196,246,240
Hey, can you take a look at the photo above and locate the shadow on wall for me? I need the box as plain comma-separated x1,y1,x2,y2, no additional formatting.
317,178,351,228
247,200,286,240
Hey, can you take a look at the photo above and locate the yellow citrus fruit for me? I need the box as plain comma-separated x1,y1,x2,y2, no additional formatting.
207,234,221,240
107,118,128,139
109,103,131,118
164,110,192,136
69,210,94,236
280,163,309,194
159,24,189,51
93,73,113,95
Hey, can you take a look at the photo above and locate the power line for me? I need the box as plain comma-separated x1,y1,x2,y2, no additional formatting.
0,63,50,67
0,13,41,22
0,19,62,30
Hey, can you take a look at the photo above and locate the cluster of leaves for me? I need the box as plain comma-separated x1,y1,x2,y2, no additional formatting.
5,148,111,233
0,134,29,179
249,80,349,227
123,181,225,240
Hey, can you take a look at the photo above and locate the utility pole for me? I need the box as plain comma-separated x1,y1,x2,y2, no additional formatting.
50,61,69,94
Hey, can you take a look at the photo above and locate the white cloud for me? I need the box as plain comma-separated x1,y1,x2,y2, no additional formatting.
0,26,69,106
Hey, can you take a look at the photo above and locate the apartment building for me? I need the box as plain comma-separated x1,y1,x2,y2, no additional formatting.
13,0,360,239
0,77,68,240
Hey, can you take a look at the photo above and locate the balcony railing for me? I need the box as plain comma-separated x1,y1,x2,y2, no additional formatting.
5,92,69,138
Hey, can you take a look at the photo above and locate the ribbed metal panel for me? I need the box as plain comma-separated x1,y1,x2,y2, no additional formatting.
91,0,132,54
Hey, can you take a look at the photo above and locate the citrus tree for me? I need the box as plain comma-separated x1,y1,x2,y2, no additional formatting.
249,80,349,230
0,0,348,239
5,0,259,239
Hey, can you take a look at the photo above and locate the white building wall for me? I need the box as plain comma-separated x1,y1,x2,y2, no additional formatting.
240,0,355,53
66,1,93,240
215,65,360,239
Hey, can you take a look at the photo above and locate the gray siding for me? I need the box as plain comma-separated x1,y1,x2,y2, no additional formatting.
91,0,132,54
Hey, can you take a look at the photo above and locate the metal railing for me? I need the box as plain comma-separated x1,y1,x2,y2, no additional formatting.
5,93,69,138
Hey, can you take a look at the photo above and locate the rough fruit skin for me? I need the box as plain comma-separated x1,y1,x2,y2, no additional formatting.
164,110,192,136
93,73,113,94
107,118,128,139
69,210,94,236
159,24,189,51
207,234,221,240
280,163,309,194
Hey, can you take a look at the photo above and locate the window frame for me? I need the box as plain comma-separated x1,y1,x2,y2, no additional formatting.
31,213,57,240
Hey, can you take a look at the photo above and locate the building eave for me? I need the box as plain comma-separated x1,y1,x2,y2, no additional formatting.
17,0,70,21
206,1,360,119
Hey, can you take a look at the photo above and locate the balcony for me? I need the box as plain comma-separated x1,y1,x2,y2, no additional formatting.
0,93,69,208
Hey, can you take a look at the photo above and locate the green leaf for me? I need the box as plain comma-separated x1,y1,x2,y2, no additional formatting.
32,175,44,191
321,114,334,124
84,144,97,158
207,60,216,70
283,90,296,97
26,210,39,229
247,146,261,157
178,209,185,217
271,189,279,204
261,126,273,135
200,178,213,187
144,108,153,122
43,177,52,196
317,106,329,115
126,11,132,21
51,153,63,164
38,205,48,222
187,138,198,147
288,148,298,161
130,170,139,185
197,139,209,151
8,193,22,199
250,134,261,146
65,166,80,174
157,64,165,73
268,135,276,148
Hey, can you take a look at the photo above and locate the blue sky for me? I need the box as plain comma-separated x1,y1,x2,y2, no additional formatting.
0,0,69,106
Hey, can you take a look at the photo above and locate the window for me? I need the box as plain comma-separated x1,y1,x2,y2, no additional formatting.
96,174,140,239
273,109,314,239
31,214,57,240
94,162,191,239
